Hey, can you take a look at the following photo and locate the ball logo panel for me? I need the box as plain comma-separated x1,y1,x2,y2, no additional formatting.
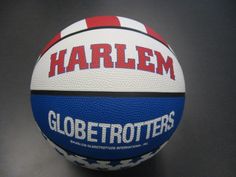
31,28,184,92
30,16,185,170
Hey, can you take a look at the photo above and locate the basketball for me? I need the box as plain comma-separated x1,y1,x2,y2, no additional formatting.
30,16,185,170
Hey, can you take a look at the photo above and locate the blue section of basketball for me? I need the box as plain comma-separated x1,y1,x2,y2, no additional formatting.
31,94,184,160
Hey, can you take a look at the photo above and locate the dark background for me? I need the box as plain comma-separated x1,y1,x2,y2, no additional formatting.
0,0,235,177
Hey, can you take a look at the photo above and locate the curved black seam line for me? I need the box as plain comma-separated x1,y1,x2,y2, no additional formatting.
38,26,174,62
42,131,167,161
31,90,185,97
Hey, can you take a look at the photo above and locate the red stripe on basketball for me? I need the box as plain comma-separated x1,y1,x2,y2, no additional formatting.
40,33,61,56
86,16,120,28
145,26,168,47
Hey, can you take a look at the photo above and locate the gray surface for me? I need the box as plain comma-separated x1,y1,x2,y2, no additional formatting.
0,0,236,177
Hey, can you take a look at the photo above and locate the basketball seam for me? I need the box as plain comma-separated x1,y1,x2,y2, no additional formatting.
31,90,185,97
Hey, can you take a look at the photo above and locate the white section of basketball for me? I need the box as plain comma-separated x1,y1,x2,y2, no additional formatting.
117,16,147,33
31,28,185,92
61,19,87,37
